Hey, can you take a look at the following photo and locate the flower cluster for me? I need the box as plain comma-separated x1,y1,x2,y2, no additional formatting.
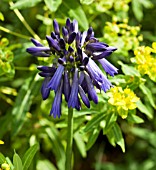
107,86,139,119
104,18,143,56
27,18,118,118
132,43,156,82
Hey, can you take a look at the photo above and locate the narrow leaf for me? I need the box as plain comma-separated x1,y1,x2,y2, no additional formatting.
10,0,42,10
13,153,23,170
137,100,153,119
11,74,41,136
86,128,100,150
22,143,39,170
0,153,6,164
139,83,155,108
44,0,62,12
74,132,86,158
112,123,125,152
37,160,57,170
45,127,65,170
127,114,144,124
132,0,143,21
83,113,105,133
61,0,89,30
118,61,140,77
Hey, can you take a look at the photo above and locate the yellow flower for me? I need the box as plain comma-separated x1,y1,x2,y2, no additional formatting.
134,44,156,81
108,86,139,119
1,163,10,170
0,140,4,144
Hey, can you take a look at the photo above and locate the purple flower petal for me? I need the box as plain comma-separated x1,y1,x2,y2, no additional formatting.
75,96,81,110
86,42,108,52
53,19,60,36
48,65,64,91
73,19,78,33
86,56,113,92
66,18,71,31
79,71,85,84
41,77,51,100
98,58,118,76
30,52,50,57
78,85,90,108
50,80,63,118
31,38,43,47
106,46,117,51
51,32,57,39
63,70,71,102
81,31,87,46
76,32,80,48
92,51,113,60
68,68,79,108
39,72,54,77
59,38,66,49
26,47,50,53
85,27,93,41
84,73,98,104
37,66,56,73
46,36,61,52
68,32,76,44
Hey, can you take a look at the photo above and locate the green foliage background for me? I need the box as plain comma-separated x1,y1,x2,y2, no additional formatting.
0,0,156,170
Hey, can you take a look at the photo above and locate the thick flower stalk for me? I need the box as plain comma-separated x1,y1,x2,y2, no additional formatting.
26,18,118,118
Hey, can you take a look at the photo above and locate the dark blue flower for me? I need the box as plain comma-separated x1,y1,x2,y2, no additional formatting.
50,80,63,118
48,65,64,92
26,18,118,118
68,68,79,108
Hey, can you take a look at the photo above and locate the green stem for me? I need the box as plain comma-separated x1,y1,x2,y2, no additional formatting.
9,1,41,41
65,107,74,170
0,26,30,40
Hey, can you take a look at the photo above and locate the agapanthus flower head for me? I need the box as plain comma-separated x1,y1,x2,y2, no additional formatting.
26,18,118,118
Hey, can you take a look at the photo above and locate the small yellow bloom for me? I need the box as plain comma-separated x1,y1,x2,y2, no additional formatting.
0,140,4,144
108,86,139,119
134,44,156,81
1,163,10,170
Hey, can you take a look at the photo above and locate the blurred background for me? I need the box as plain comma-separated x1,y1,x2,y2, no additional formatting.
1,0,156,170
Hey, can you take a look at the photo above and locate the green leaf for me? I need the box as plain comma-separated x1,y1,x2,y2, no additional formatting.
10,0,42,10
61,1,89,30
140,0,153,8
80,0,94,5
74,132,86,158
22,143,39,170
0,153,6,164
11,74,41,136
45,127,65,170
130,127,156,148
44,0,62,12
86,128,100,150
13,152,23,170
112,123,125,152
103,113,117,134
37,160,57,170
0,113,12,138
83,113,105,133
132,0,143,21
139,83,155,108
118,61,140,77
0,12,4,21
107,123,125,152
127,114,144,124
137,100,153,119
